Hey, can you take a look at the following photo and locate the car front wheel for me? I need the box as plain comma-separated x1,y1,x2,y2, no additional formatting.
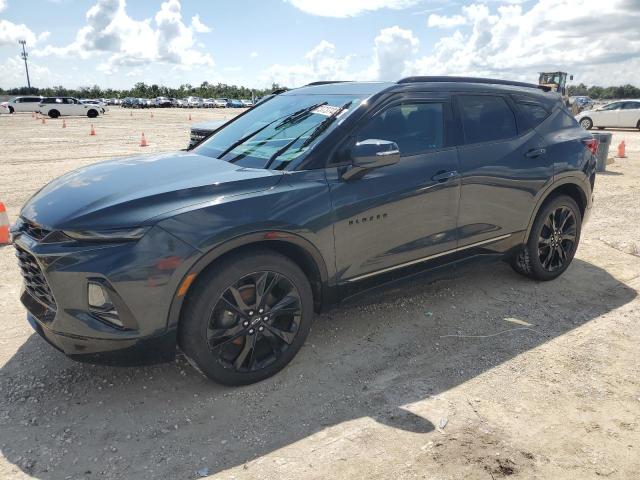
511,195,582,281
179,249,314,385
87,109,98,118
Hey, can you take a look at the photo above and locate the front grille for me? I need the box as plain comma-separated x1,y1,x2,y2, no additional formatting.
15,246,57,311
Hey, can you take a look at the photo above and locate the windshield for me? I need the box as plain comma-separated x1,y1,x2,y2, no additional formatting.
195,93,364,169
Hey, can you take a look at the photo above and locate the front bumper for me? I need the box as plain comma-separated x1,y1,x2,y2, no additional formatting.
13,225,200,365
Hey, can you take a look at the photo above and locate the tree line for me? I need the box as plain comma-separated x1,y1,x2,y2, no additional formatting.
2,81,639,100
567,83,640,99
0,81,283,100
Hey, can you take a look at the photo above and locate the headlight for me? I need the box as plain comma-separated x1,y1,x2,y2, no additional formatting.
63,227,149,242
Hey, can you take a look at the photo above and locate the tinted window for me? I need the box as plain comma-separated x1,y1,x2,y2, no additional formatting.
516,102,550,131
621,102,640,110
356,102,444,157
600,102,622,111
459,95,517,144
23,97,40,103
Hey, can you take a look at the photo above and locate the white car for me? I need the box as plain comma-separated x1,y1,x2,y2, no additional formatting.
38,97,103,118
576,100,640,130
240,99,254,108
81,99,109,113
202,98,216,108
186,96,203,108
214,99,227,108
1,96,44,114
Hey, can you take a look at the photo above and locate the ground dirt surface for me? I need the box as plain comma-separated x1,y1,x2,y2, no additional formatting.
1,108,639,480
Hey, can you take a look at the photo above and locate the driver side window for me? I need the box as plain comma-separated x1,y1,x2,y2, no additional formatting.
356,102,444,157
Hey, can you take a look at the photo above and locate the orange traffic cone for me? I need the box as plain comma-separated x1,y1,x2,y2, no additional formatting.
188,113,192,121
140,132,148,147
130,111,133,117
90,124,96,136
617,140,626,158
0,202,9,245
41,117,46,124
31,112,35,118
62,119,67,129
150,112,154,118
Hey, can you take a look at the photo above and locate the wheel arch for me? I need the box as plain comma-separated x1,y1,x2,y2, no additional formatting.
525,179,588,240
166,231,330,331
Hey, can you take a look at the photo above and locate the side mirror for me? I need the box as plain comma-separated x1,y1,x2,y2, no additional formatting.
342,139,400,180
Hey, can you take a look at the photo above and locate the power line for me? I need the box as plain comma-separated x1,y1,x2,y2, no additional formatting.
19,40,31,90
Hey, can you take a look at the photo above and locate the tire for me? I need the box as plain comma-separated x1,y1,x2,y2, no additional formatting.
511,195,582,281
636,120,640,131
8,106,14,114
579,117,593,130
87,109,98,118
49,109,60,119
179,249,314,385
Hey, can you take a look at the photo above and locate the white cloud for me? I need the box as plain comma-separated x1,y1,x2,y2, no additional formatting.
0,55,55,88
37,31,51,42
368,26,419,80
286,0,418,18
190,14,210,33
259,40,352,87
0,19,37,46
34,0,213,73
427,13,467,28
409,0,640,85
0,0,6,12
250,51,258,58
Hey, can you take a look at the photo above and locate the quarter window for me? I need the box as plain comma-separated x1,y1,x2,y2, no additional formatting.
621,102,640,110
458,95,517,144
356,102,444,157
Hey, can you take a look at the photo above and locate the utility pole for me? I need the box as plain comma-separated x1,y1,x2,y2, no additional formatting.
19,40,31,90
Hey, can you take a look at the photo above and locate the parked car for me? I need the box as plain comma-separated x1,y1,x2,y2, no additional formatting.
155,97,172,108
80,99,108,113
38,97,103,118
121,97,136,108
12,77,596,385
214,99,228,108
1,96,44,113
188,119,227,149
226,99,244,108
576,99,640,130
201,98,215,108
186,96,203,108
570,96,594,113
240,99,254,108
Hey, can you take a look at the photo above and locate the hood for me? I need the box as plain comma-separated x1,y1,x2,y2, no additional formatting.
192,119,226,132
21,151,283,230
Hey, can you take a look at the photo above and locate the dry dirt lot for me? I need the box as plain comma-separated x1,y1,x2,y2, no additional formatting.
0,108,639,480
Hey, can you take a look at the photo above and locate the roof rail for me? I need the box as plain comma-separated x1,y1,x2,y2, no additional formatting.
305,81,350,86
397,76,551,92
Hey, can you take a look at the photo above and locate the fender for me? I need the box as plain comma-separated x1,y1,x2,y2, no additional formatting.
524,175,590,239
165,230,331,330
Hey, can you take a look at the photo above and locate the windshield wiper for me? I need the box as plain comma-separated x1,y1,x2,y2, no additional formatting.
265,100,353,169
274,102,327,129
216,102,328,160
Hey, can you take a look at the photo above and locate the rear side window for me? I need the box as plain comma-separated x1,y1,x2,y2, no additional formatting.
356,102,444,156
622,102,640,110
458,95,517,144
515,101,550,131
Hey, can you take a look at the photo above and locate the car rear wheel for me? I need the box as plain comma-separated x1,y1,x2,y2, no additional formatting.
179,249,314,385
8,106,14,114
636,120,640,131
49,109,60,119
579,117,593,130
511,195,582,281
87,109,98,118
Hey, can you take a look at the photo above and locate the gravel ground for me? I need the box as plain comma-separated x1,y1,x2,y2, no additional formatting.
0,109,639,479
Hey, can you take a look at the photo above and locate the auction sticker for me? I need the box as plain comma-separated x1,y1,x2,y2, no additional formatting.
312,105,347,117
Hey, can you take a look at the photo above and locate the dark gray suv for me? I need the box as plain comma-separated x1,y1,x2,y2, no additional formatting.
12,77,597,385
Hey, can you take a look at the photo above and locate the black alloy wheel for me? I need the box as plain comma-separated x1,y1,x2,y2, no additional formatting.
208,271,302,373
179,249,313,385
537,206,577,272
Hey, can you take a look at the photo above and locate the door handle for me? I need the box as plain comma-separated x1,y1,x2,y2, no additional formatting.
432,170,460,182
525,148,546,158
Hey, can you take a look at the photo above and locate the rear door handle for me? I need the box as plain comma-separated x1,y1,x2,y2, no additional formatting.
525,148,546,158
432,170,460,182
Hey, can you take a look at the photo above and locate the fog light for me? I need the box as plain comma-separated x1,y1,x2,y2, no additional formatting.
88,282,111,309
88,282,123,328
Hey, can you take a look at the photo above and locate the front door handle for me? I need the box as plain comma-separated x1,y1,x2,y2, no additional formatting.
525,148,546,158
432,170,460,182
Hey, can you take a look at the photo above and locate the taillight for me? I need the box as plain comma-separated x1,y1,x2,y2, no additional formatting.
582,138,599,156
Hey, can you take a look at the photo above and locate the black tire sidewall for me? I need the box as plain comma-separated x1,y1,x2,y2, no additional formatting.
526,196,582,281
49,110,59,118
580,117,592,130
178,250,314,385
87,109,98,118
9,106,14,114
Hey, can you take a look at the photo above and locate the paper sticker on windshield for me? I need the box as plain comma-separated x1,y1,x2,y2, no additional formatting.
312,105,346,117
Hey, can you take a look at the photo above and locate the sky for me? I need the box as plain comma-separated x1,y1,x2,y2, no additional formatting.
0,0,639,90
